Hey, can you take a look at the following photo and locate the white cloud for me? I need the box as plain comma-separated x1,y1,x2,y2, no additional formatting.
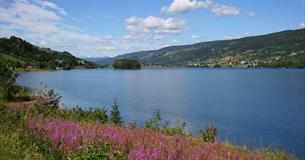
125,16,186,34
211,4,240,16
299,22,305,29
221,35,242,40
244,32,251,37
163,39,182,47
161,0,212,14
1,0,62,22
161,0,240,16
0,0,122,57
222,32,252,40
0,1,183,57
190,35,201,40
248,11,256,17
33,0,67,15
39,40,48,46
171,39,181,45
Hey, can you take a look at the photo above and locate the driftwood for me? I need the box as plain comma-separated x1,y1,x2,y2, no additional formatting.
35,96,60,108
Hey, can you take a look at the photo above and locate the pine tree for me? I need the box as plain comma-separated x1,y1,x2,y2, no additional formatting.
110,99,123,125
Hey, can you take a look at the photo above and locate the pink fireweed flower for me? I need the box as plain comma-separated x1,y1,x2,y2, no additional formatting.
27,116,259,160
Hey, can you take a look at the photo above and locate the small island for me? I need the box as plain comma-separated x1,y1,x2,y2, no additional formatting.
113,59,141,69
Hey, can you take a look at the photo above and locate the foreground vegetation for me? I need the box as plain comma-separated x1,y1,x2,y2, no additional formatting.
0,58,296,159
0,101,295,159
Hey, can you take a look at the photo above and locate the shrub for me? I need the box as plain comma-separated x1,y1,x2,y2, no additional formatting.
144,110,169,131
200,124,217,143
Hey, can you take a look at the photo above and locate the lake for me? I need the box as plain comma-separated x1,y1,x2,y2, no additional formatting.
16,68,305,158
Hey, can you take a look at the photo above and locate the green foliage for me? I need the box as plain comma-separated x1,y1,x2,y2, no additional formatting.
144,110,189,136
254,147,296,160
0,60,15,100
113,59,141,69
110,100,123,125
200,124,217,143
70,143,123,160
0,97,297,160
0,104,8,124
70,107,108,123
161,121,188,136
144,110,169,130
0,36,95,70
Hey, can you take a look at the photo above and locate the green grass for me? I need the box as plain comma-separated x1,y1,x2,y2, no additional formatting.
0,52,24,64
0,135,15,160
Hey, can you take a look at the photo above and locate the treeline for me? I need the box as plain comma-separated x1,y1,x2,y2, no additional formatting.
0,36,97,70
256,52,305,68
113,59,141,69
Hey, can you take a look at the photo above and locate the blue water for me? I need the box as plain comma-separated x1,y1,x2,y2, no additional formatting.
16,68,305,158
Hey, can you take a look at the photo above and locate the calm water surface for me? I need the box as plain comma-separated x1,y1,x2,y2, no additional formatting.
16,68,305,158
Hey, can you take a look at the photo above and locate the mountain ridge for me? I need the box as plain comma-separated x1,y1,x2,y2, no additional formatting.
93,28,305,68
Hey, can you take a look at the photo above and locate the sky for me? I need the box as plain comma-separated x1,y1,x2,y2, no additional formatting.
0,0,304,57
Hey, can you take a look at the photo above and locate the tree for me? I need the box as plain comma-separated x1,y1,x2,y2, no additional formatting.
113,59,141,69
110,99,123,125
0,61,15,100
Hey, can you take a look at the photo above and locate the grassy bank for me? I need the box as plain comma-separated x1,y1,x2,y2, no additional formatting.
0,87,297,160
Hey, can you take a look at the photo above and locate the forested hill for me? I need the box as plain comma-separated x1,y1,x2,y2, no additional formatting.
96,28,305,68
0,36,95,70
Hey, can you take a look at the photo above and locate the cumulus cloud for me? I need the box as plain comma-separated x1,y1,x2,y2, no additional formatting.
125,16,186,34
211,4,240,16
161,0,212,14
161,0,240,16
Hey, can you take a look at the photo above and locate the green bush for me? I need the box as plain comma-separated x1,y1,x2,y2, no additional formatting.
144,110,189,136
200,124,217,143
0,60,15,100
144,110,169,130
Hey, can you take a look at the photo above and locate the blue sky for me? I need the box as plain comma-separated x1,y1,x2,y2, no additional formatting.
0,0,304,57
